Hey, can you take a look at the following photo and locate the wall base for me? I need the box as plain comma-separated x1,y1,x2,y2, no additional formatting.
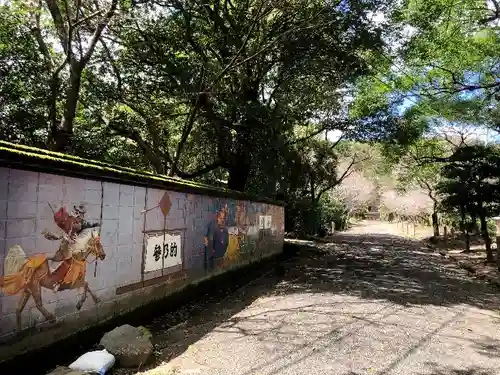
0,251,286,375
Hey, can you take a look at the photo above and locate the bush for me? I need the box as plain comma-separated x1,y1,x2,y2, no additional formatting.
285,195,350,237
319,195,349,232
487,219,497,239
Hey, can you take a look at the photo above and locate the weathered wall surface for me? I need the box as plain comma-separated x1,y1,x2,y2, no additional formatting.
0,167,284,361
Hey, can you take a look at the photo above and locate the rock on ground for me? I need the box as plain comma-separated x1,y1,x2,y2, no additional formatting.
100,324,153,368
45,367,85,375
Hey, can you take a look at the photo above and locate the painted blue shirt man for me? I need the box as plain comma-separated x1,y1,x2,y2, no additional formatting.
204,205,229,269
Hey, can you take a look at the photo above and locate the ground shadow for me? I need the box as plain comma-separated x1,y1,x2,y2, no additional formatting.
116,231,500,374
15,230,500,375
428,234,486,251
275,232,500,310
110,261,288,375
422,362,495,375
119,231,500,375
470,336,500,358
0,253,288,375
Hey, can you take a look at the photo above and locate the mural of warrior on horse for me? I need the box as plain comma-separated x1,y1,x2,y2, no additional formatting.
0,203,106,333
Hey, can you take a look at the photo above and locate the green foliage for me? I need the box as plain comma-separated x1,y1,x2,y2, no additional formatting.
437,144,500,258
0,4,50,145
437,145,500,217
0,0,436,237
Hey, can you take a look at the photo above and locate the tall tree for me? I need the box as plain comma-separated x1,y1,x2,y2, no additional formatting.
437,144,500,261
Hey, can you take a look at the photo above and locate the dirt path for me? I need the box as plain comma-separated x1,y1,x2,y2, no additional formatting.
127,221,500,375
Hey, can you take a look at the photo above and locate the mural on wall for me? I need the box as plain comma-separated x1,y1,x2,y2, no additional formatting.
0,167,284,350
204,203,228,270
144,231,182,273
142,192,184,273
202,200,279,270
0,203,106,332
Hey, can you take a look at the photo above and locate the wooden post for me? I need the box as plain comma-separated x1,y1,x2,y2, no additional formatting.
406,222,409,234
496,236,500,272
413,223,416,237
495,218,500,271
444,225,448,250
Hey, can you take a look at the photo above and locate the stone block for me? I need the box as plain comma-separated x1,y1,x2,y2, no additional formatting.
102,204,119,220
84,188,102,205
118,205,134,225
38,173,64,186
145,209,164,233
87,260,116,291
95,287,116,303
8,181,39,203
97,300,116,323
7,201,38,220
55,298,77,318
113,294,134,317
62,177,86,203
0,200,6,219
1,294,18,315
9,169,38,185
100,219,118,248
119,185,135,207
102,182,119,207
133,220,144,244
38,184,64,204
0,168,9,201
85,179,102,191
115,254,133,275
0,313,16,337
118,232,133,248
144,269,162,281
82,203,101,222
133,186,147,209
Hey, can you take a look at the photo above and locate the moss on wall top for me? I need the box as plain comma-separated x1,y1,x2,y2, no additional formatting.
0,141,284,206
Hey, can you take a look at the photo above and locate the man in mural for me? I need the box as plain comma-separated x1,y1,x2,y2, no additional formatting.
42,204,100,292
204,203,229,270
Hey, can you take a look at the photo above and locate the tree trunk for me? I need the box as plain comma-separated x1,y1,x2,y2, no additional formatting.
465,229,471,253
227,161,250,192
496,236,500,271
479,213,493,262
471,212,479,234
50,66,82,152
432,211,439,237
460,205,471,253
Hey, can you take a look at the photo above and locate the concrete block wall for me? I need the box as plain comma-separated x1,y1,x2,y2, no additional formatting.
0,167,284,361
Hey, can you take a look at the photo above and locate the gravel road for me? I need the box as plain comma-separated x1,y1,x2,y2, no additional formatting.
136,221,500,375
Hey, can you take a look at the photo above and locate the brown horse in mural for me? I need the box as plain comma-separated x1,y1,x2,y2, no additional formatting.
0,230,106,332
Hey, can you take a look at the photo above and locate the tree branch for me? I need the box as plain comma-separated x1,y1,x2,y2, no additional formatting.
44,0,70,55
174,160,222,179
316,156,368,201
171,67,206,176
31,0,54,68
81,0,119,66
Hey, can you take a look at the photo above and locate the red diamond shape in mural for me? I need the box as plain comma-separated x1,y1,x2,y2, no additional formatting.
159,192,172,217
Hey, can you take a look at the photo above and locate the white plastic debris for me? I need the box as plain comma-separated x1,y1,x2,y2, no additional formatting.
68,349,115,375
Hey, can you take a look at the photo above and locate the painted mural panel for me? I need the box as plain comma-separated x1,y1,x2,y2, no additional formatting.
1,201,107,333
144,232,182,272
0,167,284,356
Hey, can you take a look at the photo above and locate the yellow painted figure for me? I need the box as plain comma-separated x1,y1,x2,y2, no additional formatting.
223,202,251,266
224,227,240,264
